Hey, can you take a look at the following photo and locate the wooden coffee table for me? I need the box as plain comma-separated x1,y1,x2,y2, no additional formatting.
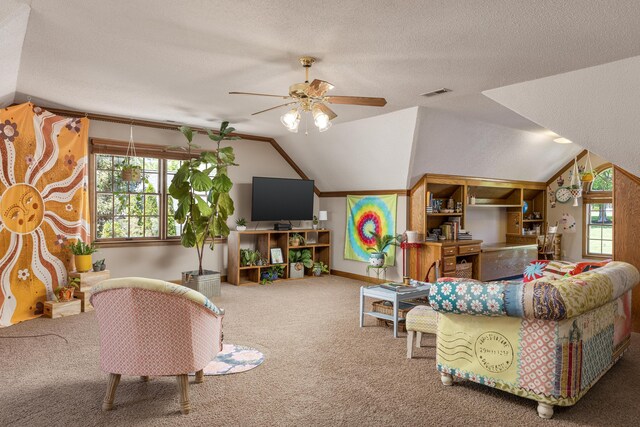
359,284,431,337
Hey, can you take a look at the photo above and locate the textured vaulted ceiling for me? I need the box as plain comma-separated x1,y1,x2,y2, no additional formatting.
484,55,640,178
12,0,640,136
6,0,640,188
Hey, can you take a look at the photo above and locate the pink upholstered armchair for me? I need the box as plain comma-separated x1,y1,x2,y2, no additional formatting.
90,277,224,414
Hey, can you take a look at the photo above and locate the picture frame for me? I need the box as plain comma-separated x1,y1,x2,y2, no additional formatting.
270,248,284,264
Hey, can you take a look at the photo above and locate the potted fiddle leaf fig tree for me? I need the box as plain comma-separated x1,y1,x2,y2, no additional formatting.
169,121,239,298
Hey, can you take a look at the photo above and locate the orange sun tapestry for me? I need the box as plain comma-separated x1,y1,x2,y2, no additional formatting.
0,103,90,326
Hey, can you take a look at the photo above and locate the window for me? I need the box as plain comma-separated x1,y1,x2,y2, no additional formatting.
91,139,222,246
95,155,161,239
583,165,613,258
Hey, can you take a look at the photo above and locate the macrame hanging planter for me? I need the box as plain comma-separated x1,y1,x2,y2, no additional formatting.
579,151,595,185
122,124,142,182
569,156,583,206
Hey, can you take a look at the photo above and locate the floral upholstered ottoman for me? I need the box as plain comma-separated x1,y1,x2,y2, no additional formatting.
428,261,639,419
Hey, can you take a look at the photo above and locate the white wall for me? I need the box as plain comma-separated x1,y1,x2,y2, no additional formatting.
0,1,30,106
408,108,582,187
88,120,304,280
277,108,418,191
319,196,407,282
546,152,609,262
484,55,640,178
465,207,507,245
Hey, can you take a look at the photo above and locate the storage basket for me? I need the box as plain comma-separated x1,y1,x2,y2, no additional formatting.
371,299,428,332
455,260,473,279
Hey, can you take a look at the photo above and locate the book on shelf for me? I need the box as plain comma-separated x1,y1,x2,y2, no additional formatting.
380,283,416,292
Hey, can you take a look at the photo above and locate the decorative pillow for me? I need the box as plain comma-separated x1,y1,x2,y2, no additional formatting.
570,260,611,276
523,260,550,282
436,277,482,283
429,280,506,316
542,260,578,280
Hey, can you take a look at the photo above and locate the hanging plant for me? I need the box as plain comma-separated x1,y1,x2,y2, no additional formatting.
579,151,595,183
569,156,582,206
121,124,142,182
121,164,142,182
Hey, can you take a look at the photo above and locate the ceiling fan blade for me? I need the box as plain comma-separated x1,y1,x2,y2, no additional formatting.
306,79,335,98
251,102,298,116
316,103,337,120
325,96,387,107
229,91,291,99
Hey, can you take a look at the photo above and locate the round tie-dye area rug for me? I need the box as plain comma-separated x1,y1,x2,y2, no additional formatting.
194,344,265,376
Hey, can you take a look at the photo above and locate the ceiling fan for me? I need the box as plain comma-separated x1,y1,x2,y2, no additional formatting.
229,56,387,133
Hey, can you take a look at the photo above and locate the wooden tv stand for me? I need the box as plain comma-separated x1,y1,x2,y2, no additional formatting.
227,229,331,285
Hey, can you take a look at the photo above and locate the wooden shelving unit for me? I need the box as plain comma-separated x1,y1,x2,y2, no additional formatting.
409,174,548,280
227,229,331,285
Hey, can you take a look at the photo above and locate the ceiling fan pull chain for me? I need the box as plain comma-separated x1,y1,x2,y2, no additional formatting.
305,112,309,135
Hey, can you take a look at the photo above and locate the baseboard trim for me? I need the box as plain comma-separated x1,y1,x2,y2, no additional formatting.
330,269,387,284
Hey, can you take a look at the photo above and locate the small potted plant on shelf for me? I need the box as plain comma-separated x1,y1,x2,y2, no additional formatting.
261,264,284,283
289,249,313,279
312,261,329,277
55,277,81,302
312,215,319,230
236,218,247,231
366,232,403,267
289,233,305,247
68,240,98,273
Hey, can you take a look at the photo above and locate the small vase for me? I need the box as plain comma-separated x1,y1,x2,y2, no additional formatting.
312,224,318,230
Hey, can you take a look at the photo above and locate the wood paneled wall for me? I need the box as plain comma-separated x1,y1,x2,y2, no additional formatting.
613,167,640,332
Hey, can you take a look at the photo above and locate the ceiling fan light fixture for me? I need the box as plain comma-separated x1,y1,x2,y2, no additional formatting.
280,108,300,132
312,104,332,131
554,137,572,144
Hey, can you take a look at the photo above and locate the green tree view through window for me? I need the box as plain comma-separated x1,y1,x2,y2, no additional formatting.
584,166,613,257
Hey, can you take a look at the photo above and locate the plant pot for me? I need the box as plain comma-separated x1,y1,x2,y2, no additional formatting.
290,262,305,279
312,224,318,230
369,252,385,267
182,270,221,298
312,268,322,277
405,231,419,243
236,225,247,231
74,254,92,273
290,238,301,247
261,271,279,281
121,167,142,182
57,286,75,302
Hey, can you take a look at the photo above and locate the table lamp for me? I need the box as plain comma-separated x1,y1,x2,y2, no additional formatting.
318,210,328,229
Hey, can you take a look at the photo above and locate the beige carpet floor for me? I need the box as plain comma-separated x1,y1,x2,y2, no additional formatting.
1,275,640,426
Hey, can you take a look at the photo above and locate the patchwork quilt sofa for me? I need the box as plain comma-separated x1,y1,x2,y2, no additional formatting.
429,261,639,419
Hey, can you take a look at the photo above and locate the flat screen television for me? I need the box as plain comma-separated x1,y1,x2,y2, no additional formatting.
251,177,314,221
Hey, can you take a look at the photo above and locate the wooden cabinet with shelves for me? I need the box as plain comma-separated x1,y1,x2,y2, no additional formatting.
227,229,331,285
409,173,548,281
